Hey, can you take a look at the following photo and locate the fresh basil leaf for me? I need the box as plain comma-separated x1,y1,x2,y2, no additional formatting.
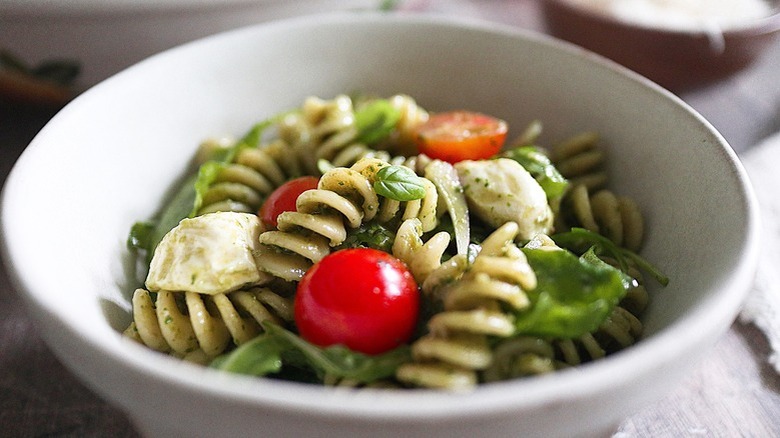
373,165,427,201
515,247,628,338
502,146,569,200
354,99,401,145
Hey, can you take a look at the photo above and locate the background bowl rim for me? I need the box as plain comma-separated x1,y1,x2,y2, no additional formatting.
543,0,780,36
0,0,331,17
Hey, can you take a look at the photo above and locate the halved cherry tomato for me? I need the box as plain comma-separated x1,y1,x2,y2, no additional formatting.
258,176,319,228
294,248,419,355
415,110,508,163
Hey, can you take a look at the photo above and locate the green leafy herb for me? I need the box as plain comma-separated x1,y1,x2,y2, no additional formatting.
189,116,283,216
209,333,286,376
354,99,401,145
502,146,569,200
515,247,629,338
337,222,396,253
127,222,154,254
373,165,427,201
127,173,198,264
190,161,226,217
552,228,670,287
211,322,411,384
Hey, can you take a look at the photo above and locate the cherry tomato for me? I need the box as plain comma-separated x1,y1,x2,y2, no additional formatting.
258,176,319,228
415,110,508,163
294,248,419,355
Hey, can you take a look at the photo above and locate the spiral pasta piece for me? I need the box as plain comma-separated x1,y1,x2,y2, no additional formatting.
483,336,558,382
551,131,607,191
195,140,311,216
392,218,451,283
276,94,364,173
124,287,292,361
396,222,537,390
276,94,431,170
447,231,647,383
382,94,430,156
482,300,645,380
562,184,645,251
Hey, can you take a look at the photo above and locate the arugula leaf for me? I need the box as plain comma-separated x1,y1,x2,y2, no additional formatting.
502,146,569,200
127,222,154,254
354,99,401,145
210,322,411,384
264,323,410,382
373,165,427,201
127,173,198,264
209,333,286,376
189,115,284,216
515,247,629,338
552,228,669,287
189,161,226,217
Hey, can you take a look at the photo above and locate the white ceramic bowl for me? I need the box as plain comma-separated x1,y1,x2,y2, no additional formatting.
0,12,760,438
0,0,384,88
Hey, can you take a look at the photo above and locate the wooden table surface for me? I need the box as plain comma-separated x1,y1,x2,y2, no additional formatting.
1,1,779,436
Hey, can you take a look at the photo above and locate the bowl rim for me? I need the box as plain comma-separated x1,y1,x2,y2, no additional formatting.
0,10,763,421
0,0,339,17
544,0,780,36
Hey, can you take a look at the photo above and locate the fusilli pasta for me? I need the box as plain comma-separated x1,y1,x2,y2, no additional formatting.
124,287,292,361
396,222,536,390
123,92,666,392
562,184,645,251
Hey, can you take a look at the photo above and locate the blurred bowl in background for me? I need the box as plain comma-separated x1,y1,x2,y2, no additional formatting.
0,0,384,90
541,0,780,91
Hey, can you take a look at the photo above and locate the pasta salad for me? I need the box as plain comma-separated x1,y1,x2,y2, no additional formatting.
124,93,668,390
